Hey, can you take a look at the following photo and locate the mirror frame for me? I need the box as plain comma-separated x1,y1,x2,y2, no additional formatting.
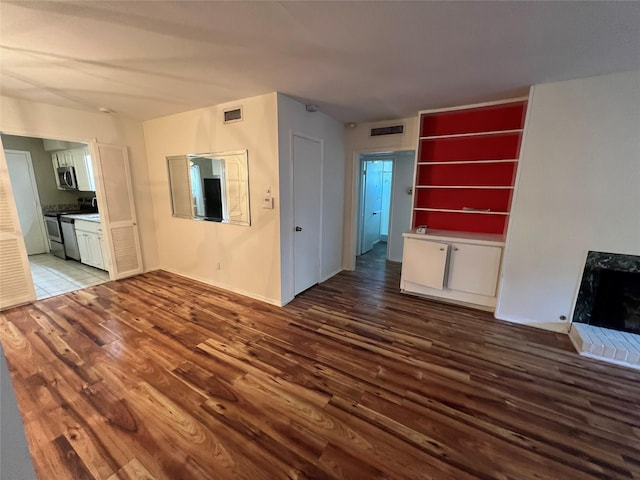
166,149,251,226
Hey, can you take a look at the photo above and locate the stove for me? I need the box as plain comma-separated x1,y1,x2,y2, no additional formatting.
43,197,98,259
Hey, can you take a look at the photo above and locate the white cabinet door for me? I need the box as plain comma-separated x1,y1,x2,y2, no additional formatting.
98,233,108,270
58,152,73,167
77,232,91,266
71,148,95,192
448,243,502,297
402,238,449,290
86,232,104,270
52,153,62,188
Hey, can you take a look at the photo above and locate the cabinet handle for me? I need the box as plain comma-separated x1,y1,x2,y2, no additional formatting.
439,248,445,251
453,247,459,251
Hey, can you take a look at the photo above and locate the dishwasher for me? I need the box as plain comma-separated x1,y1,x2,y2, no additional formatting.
60,216,81,261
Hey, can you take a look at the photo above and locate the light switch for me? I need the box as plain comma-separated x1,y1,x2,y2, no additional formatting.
263,187,274,209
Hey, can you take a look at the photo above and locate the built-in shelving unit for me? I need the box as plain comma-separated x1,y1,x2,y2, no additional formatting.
412,99,528,235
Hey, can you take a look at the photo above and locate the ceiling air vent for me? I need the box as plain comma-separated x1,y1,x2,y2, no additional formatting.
223,107,243,124
370,125,404,137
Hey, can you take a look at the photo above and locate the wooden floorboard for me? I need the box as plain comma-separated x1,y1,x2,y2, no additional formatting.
1,245,639,479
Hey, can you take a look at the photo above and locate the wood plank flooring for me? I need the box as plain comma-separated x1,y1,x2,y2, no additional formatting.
1,248,639,479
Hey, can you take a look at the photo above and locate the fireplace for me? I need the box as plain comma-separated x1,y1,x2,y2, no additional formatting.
573,251,640,332
570,251,640,369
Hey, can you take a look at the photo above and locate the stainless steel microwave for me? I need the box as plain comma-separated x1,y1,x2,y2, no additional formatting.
57,166,78,190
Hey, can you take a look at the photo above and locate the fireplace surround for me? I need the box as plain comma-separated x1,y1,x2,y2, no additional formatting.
573,251,640,331
570,251,640,369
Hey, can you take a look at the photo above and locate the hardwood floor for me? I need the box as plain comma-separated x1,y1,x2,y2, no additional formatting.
1,249,639,479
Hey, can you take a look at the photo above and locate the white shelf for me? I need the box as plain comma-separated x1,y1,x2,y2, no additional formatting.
418,159,518,165
403,229,506,247
413,208,509,215
420,129,523,140
414,185,514,190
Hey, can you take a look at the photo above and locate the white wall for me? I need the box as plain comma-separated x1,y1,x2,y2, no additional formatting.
497,70,640,332
344,116,418,269
1,134,88,208
0,96,159,271
388,152,415,262
143,93,283,305
277,93,346,304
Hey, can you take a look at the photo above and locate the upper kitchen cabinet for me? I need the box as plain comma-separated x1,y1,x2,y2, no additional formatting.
52,146,95,192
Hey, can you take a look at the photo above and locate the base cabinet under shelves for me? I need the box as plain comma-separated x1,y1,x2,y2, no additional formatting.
400,236,502,308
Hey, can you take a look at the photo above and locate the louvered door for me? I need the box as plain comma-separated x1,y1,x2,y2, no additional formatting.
90,142,143,279
0,143,36,309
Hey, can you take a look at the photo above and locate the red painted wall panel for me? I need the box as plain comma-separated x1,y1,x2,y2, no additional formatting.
419,133,522,162
414,188,512,212
413,211,507,235
420,101,527,137
416,162,517,187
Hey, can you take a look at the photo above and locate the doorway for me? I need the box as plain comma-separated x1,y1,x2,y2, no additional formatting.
1,134,109,300
357,150,415,264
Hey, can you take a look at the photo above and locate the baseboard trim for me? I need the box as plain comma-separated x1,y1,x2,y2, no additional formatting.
158,267,284,307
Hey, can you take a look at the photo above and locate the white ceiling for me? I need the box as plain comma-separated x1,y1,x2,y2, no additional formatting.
1,1,639,123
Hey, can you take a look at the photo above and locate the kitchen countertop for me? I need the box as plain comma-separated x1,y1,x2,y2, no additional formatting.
60,213,101,223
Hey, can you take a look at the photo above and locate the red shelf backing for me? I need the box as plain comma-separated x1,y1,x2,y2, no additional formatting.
413,211,507,235
415,188,512,212
412,100,527,236
416,162,516,187
419,133,522,162
420,101,527,137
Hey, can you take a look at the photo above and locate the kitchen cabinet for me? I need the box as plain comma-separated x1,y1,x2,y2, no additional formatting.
401,231,504,309
52,151,74,168
71,148,95,192
75,220,106,270
52,147,95,192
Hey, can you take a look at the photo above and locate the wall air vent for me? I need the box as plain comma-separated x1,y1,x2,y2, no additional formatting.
223,107,243,124
370,125,404,137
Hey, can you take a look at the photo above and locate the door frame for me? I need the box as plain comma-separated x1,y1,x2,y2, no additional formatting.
345,147,417,270
356,152,402,261
287,131,324,301
358,157,386,256
4,149,49,255
0,129,115,282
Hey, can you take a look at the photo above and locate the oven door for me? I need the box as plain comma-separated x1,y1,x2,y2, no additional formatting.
44,215,63,243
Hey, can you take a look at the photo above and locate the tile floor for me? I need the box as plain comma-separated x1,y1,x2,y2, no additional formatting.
29,254,110,300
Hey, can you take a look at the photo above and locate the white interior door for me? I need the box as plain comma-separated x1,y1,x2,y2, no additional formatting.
361,160,383,254
0,142,36,309
4,150,47,255
293,134,322,296
90,142,143,279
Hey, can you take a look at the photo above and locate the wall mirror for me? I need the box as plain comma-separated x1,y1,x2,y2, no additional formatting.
167,149,250,226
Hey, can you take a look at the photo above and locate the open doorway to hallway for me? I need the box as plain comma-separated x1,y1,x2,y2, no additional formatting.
357,150,415,264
